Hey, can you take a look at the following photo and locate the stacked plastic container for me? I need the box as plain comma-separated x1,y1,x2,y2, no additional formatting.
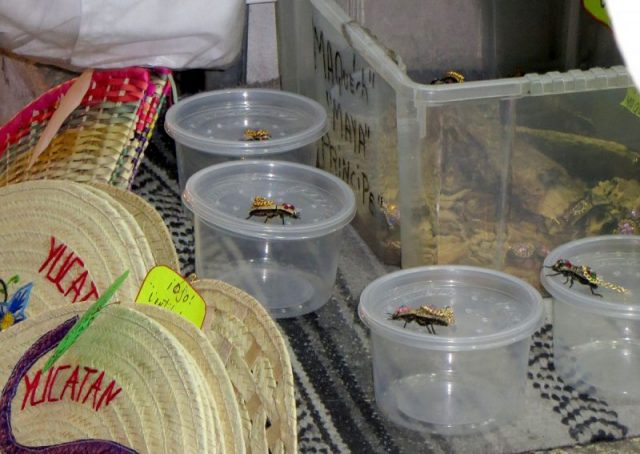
166,88,328,192
169,89,356,319
183,160,356,318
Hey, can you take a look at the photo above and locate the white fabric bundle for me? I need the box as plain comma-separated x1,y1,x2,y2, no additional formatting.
0,0,245,69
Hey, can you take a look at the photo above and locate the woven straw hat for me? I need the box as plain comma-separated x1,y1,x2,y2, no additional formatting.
83,184,155,268
194,278,297,454
89,182,179,271
0,180,151,317
0,304,218,453
135,304,245,454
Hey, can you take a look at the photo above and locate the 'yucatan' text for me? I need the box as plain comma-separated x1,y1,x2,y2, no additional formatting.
39,236,100,304
21,364,122,412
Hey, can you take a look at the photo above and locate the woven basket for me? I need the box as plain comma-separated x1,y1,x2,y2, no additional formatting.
194,278,298,454
135,304,245,454
89,182,180,271
0,67,171,188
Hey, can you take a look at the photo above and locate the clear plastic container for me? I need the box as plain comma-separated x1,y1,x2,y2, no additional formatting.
359,266,543,434
165,89,328,192
540,235,640,402
276,0,637,290
183,160,356,318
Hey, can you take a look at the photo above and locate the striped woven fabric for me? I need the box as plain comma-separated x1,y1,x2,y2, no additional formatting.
0,67,171,189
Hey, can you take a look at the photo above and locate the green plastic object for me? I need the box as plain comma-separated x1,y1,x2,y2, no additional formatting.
42,270,129,373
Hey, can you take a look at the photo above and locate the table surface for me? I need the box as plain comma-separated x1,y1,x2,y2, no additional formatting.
132,109,640,454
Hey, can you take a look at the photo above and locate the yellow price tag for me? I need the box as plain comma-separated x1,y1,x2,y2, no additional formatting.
135,266,206,328
582,0,611,28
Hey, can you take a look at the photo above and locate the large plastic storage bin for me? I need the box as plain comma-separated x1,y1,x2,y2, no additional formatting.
276,0,639,289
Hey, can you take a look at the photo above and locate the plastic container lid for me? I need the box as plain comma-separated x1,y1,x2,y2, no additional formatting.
359,266,544,351
540,235,640,318
165,89,328,156
183,160,356,240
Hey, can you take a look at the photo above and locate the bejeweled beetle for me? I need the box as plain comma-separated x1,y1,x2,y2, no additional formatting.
246,196,300,224
389,304,455,335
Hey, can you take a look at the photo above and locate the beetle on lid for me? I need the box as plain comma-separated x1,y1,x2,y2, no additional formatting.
246,196,300,224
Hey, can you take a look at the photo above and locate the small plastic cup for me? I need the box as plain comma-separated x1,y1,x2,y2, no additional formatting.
165,88,327,192
183,160,356,318
540,235,640,402
358,266,543,434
